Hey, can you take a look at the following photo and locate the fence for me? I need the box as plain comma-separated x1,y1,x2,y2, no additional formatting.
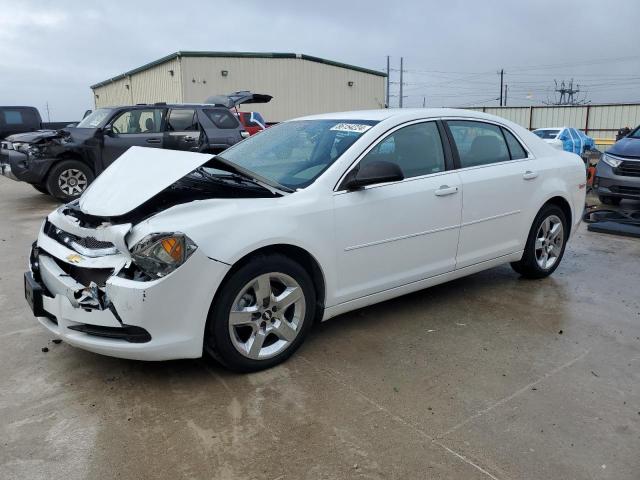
468,103,640,149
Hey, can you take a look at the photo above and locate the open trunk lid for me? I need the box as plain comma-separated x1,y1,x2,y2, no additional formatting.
204,91,273,108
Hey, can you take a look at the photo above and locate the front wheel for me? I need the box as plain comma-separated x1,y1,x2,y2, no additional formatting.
205,254,316,372
31,183,49,194
511,204,568,279
46,160,94,201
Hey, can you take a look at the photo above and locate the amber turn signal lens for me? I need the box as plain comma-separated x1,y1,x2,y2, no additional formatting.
161,237,183,262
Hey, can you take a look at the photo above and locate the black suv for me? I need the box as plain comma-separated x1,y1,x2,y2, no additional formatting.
1,102,250,200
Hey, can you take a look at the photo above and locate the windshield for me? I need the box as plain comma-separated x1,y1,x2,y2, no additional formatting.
629,126,640,139
533,129,560,139
218,119,378,189
76,108,113,128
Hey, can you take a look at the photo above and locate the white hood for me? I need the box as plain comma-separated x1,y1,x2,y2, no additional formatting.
79,147,214,217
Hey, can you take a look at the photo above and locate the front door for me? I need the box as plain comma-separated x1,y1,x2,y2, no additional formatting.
102,108,165,167
333,120,462,304
445,119,537,268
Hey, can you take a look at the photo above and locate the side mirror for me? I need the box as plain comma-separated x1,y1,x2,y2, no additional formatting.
103,126,115,137
343,160,404,190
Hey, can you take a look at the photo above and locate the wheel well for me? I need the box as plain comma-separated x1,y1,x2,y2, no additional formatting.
44,154,94,181
56,154,94,173
224,244,326,321
544,196,572,228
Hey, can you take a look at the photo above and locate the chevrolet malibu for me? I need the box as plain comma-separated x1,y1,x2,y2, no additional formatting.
25,109,586,372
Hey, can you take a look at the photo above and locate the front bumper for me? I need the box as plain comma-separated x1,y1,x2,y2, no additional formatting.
0,147,55,184
29,222,230,361
594,160,640,200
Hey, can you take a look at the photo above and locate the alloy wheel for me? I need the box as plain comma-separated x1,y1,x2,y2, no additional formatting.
534,214,564,270
58,169,88,196
228,272,306,360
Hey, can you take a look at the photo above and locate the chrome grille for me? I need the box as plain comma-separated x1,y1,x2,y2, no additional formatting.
44,220,117,256
615,160,640,178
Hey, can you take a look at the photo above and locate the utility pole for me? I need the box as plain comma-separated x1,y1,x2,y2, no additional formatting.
385,56,390,108
422,96,426,108
504,84,508,106
551,79,585,105
399,57,404,108
499,69,504,106
45,102,51,122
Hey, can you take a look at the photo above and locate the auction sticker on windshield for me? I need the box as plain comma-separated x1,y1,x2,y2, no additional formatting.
330,123,373,133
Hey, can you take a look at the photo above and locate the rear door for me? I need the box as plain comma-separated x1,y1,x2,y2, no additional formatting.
102,108,166,166
199,108,243,151
164,108,202,151
445,119,536,268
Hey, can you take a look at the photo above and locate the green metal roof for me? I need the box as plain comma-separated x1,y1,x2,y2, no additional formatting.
90,51,387,88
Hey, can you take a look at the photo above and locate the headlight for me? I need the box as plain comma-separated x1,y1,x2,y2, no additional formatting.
601,153,622,168
13,142,41,156
130,233,197,278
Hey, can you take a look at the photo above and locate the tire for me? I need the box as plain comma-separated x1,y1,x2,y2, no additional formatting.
31,184,49,194
510,204,568,279
46,160,94,201
599,195,621,206
205,254,316,372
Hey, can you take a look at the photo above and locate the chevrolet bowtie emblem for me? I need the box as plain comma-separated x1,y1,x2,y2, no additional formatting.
66,253,83,264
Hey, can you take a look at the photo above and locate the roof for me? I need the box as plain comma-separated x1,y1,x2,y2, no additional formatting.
296,108,509,122
91,51,387,89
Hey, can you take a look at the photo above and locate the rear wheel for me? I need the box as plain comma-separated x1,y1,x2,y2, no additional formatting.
205,254,316,372
511,204,568,279
599,195,621,206
46,160,94,201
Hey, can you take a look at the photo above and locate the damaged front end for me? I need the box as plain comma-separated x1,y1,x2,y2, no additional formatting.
29,203,153,342
0,129,77,184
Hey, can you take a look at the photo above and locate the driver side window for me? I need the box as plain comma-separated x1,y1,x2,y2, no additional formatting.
111,109,163,134
359,121,445,179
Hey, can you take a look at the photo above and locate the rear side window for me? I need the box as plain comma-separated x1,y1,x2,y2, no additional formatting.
447,120,510,168
203,109,240,129
501,128,527,159
360,121,445,179
2,110,24,125
167,109,198,131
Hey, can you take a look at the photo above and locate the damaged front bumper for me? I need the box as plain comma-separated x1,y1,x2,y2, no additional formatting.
27,207,230,361
0,147,55,184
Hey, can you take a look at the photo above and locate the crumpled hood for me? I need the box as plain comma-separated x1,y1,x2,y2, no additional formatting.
608,136,640,158
5,129,62,143
78,146,214,217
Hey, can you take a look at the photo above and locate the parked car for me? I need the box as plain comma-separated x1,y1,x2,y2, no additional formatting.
533,127,594,156
1,103,249,201
236,111,267,135
593,124,640,205
0,106,82,140
24,109,586,371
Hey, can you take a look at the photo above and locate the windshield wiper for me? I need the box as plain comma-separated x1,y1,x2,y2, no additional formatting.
196,168,269,190
212,155,294,194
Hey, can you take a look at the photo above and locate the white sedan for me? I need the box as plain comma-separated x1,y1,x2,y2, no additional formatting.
25,109,586,371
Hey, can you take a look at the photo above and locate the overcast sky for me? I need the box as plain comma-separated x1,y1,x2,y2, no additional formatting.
1,0,639,120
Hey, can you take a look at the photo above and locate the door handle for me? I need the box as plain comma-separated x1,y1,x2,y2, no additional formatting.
523,170,538,180
184,136,196,142
435,185,459,196
146,138,161,144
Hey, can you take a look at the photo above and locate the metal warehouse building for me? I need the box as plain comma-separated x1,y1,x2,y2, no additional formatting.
90,51,387,122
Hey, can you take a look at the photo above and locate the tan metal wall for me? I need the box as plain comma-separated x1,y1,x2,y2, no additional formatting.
181,56,385,122
93,58,183,108
469,104,640,148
